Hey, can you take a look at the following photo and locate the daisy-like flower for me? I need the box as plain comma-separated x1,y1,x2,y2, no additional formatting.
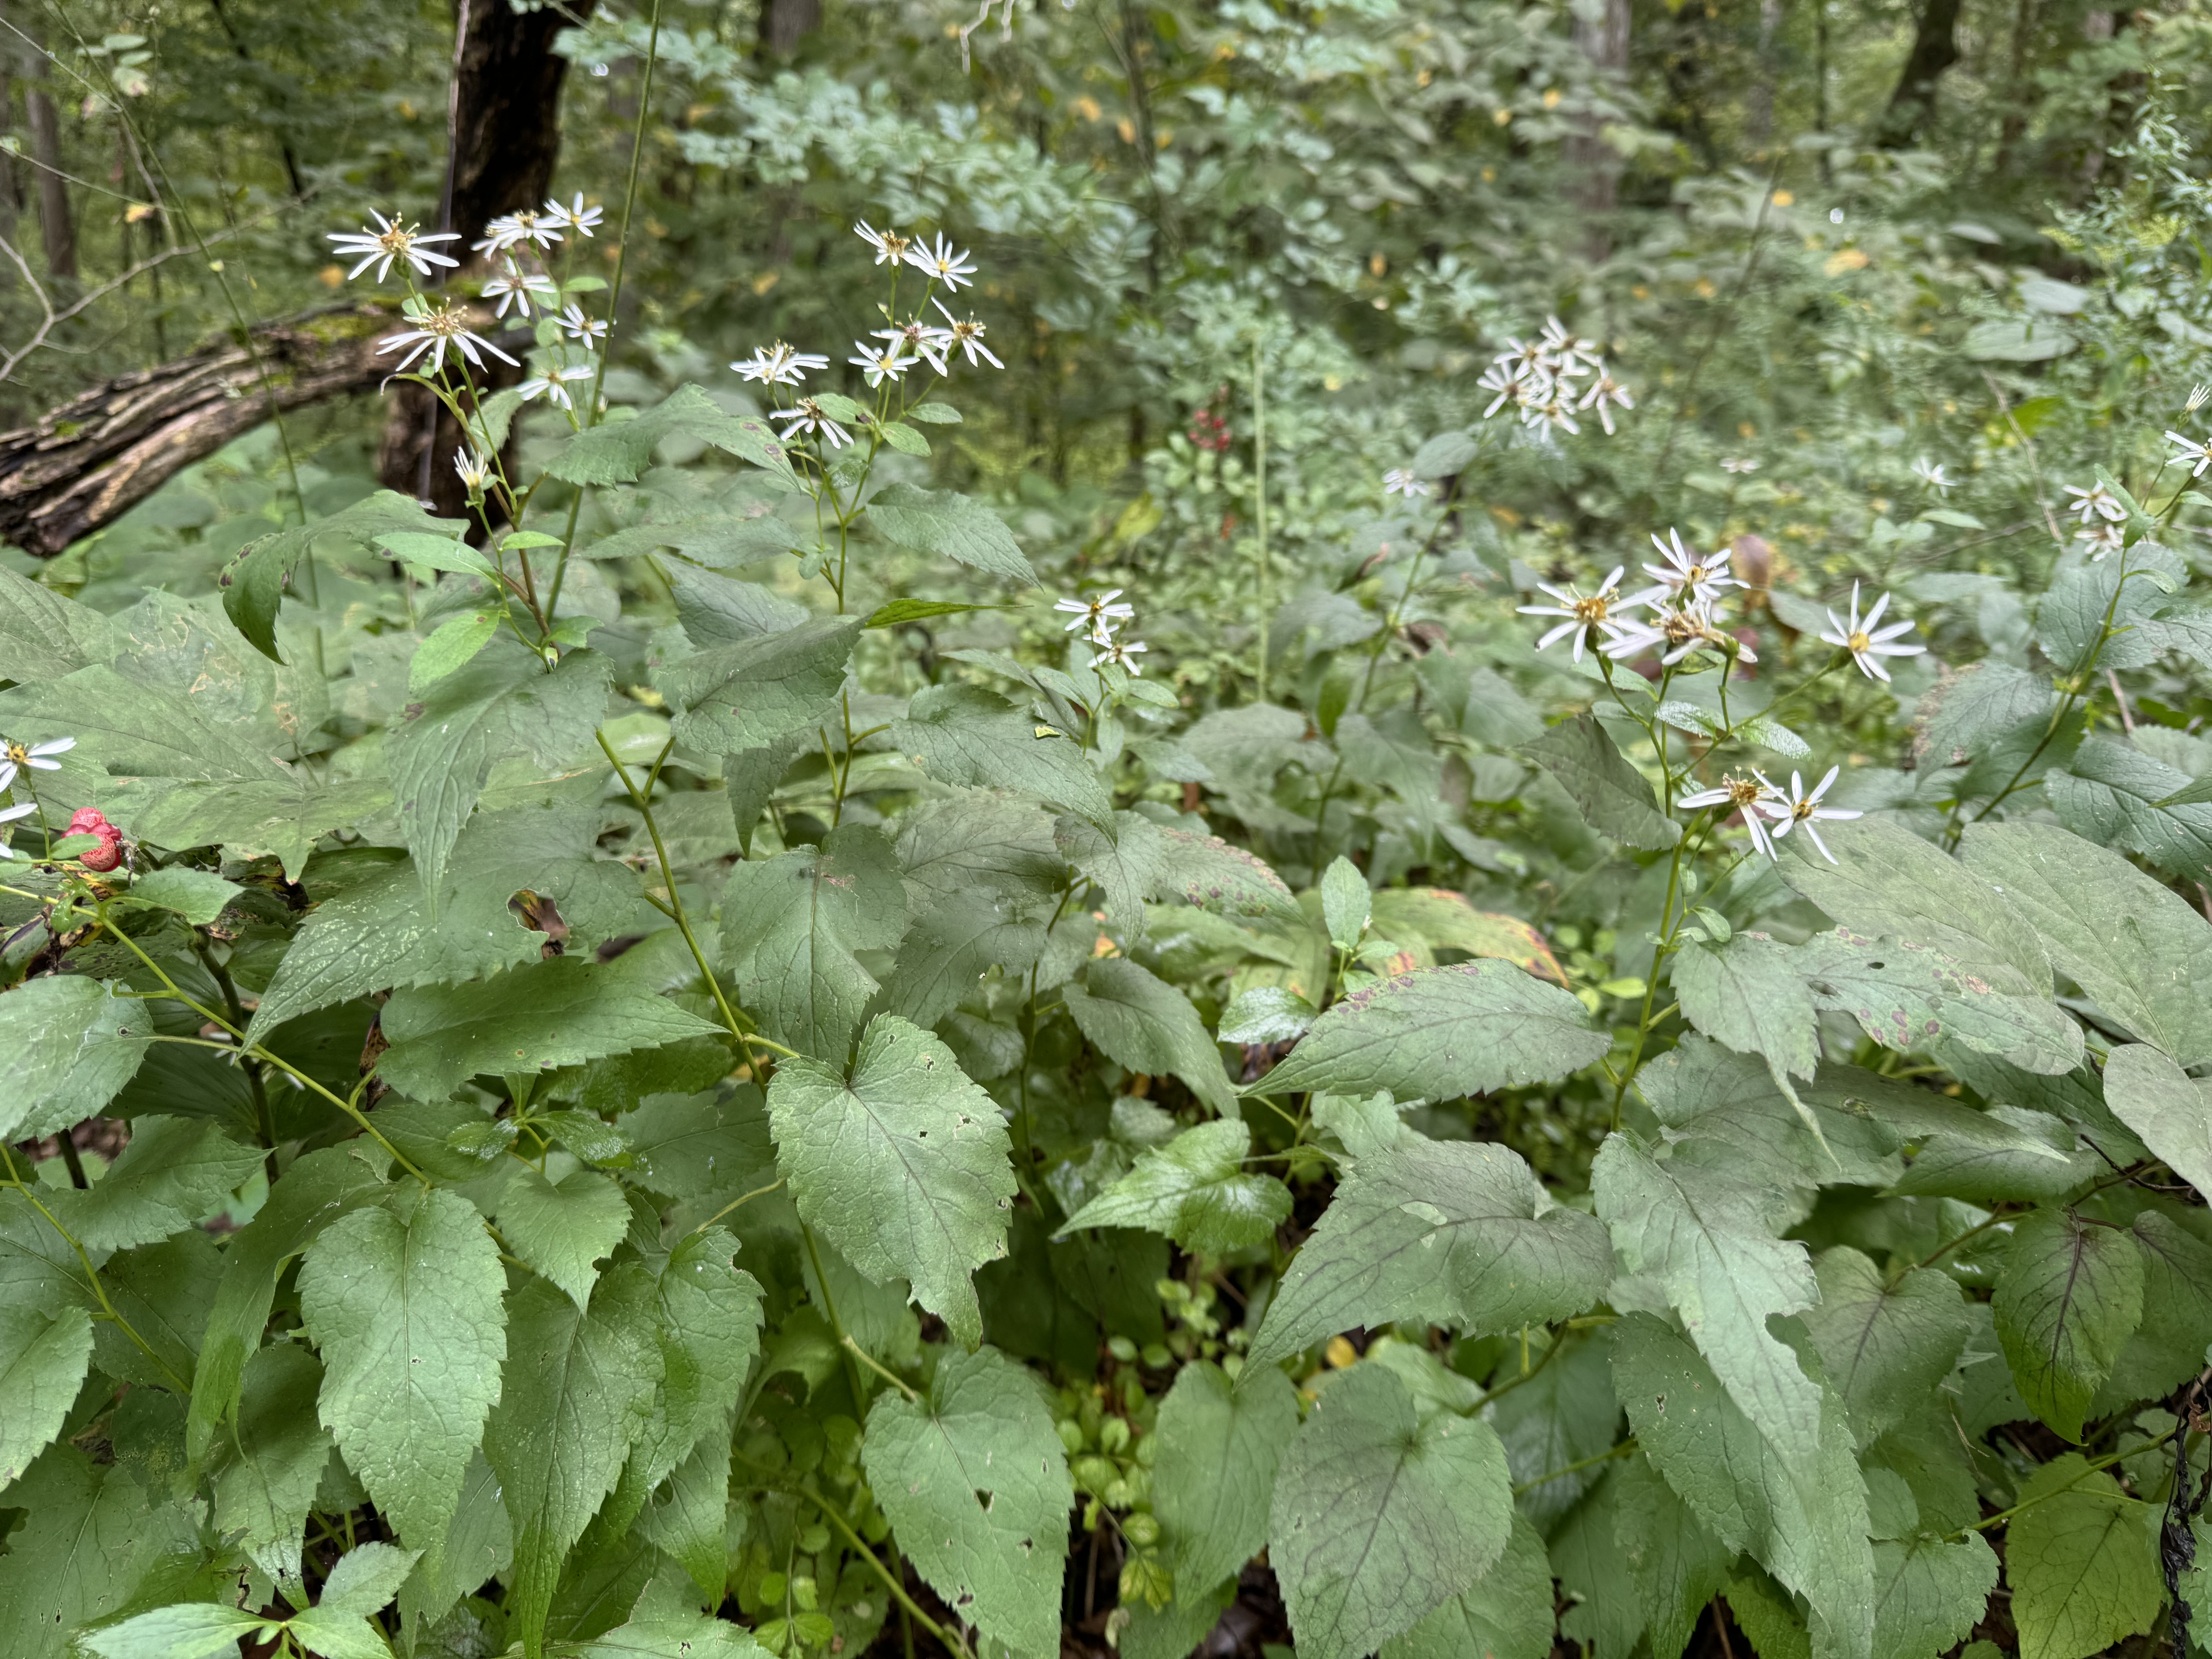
518,360,595,409
327,210,460,283
1575,365,1635,434
2063,482,2126,526
874,319,953,377
1382,468,1431,498
475,208,561,254
2076,520,2125,562
772,398,854,449
2189,384,2212,414
1644,528,1737,604
377,302,520,378
0,735,74,795
1522,392,1581,437
1518,567,1642,661
2166,429,2212,477
733,342,830,388
1608,597,1757,667
0,799,35,858
855,219,912,266
848,339,915,387
1479,362,1531,419
1911,457,1953,494
1720,456,1760,474
906,232,978,291
558,303,608,350
1539,316,1601,375
453,448,493,493
544,193,603,237
1092,635,1149,675
1056,590,1136,636
481,260,558,319
1756,765,1861,864
1818,582,1925,683
1678,773,1784,860
931,299,1003,368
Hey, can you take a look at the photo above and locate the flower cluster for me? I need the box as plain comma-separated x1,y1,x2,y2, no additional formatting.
1187,399,1233,453
1518,531,1757,668
2064,480,2126,560
1478,316,1634,437
1054,589,1147,675
1679,766,1860,863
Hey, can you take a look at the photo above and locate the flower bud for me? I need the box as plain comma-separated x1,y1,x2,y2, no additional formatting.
80,830,123,872
67,807,110,836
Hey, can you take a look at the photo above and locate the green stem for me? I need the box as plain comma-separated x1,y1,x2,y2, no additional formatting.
842,1333,921,1402
1252,337,1268,704
689,1177,785,1236
799,1481,974,1659
1946,1446,2135,1540
1514,1437,1637,1498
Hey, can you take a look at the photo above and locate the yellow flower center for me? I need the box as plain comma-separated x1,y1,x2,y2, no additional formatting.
1848,630,1872,653
1572,593,1611,624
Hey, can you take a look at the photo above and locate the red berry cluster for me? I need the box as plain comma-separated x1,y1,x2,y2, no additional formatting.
68,807,124,872
1186,388,1233,452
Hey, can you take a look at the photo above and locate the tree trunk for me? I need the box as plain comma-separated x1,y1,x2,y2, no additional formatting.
759,0,821,57
18,18,75,288
1565,0,1631,258
1747,0,1784,149
1878,0,1963,148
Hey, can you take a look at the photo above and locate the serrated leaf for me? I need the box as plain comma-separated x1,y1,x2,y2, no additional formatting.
1673,931,1819,1082
865,483,1037,585
1061,956,1236,1116
298,1187,508,1555
570,1611,772,1658
1252,960,1609,1100
635,1226,762,1492
2094,1044,2212,1198
48,1115,261,1251
376,955,725,1101
117,866,240,925
876,419,931,455
1409,428,1478,478
1248,1139,1611,1367
766,1015,1014,1348
541,384,799,488
1151,1360,1297,1599
1592,1133,1822,1461
410,608,504,694
1870,1533,1998,1659
0,563,115,680
1614,1453,1733,1659
891,683,1114,831
865,597,995,627
221,491,459,663
1801,1247,1970,1446
860,1345,1071,1657
1149,828,1303,929
1217,985,1316,1044
1378,1512,1557,1659
1058,1120,1290,1252
2006,1454,2163,1659
2048,735,2212,883
79,1604,270,1659
0,1304,91,1492
210,1343,331,1586
485,1268,663,1659
1523,713,1680,850
1319,856,1370,951
376,529,500,578
721,823,905,1063
0,1447,194,1659
1992,1207,2143,1441
1794,927,2085,1075
1367,888,1568,983
663,615,862,754
122,775,393,884
2095,1209,2212,1413
498,1166,630,1310
0,975,151,1141
1268,1361,1512,1659
1961,821,2212,1066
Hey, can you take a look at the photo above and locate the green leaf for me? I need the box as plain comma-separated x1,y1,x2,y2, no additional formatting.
1248,1139,1611,1368
122,775,393,884
376,954,725,1101
1991,1207,2143,1441
1523,713,1681,850
1613,1453,1734,1659
1218,985,1316,1044
0,563,115,680
0,975,151,1141
497,1166,631,1310
865,483,1037,585
375,530,499,579
1592,1133,1822,1460
2006,1454,2163,1659
2037,555,2171,674
387,641,613,908
1319,856,1370,951
2097,1209,2212,1410
663,615,863,754
2047,735,2212,883
860,1345,1072,1657
569,1611,772,1658
298,1187,508,1555
0,1446,196,1659
1150,828,1304,929
720,823,906,1062
905,402,962,424
1672,931,1819,1082
1962,316,2076,361
865,597,996,627
1611,1313,1874,1659
635,1437,735,1606
876,419,931,455
620,1086,776,1206
484,1268,664,1659
540,385,799,488
0,1303,91,1492
1151,1360,1297,1600
117,866,240,925
314,1539,419,1619
2096,1043,2212,1199
1061,956,1236,1116
1801,1247,1971,1446
1793,927,2085,1075
1267,1361,1512,1659
1870,1533,1998,1659
1889,1107,2097,1202
1367,888,1567,981
410,608,505,694
79,1604,270,1659
1058,1120,1290,1252
890,683,1115,831
395,1451,510,1634
1377,1513,1557,1659
49,1115,261,1251
210,1343,331,1585
1056,810,1164,936
1409,428,1479,478
221,490,460,662
766,1015,1015,1348
1253,960,1610,1101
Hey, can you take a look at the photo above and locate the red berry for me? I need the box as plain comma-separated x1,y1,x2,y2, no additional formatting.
67,807,109,835
79,831,122,872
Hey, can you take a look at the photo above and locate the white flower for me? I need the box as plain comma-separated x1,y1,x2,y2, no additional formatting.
327,210,460,282
848,339,915,387
481,260,557,318
1521,392,1581,437
2166,430,2212,477
1720,456,1760,474
1607,596,1756,667
558,303,608,350
1756,765,1861,864
1911,457,1953,494
1382,468,1431,498
474,209,561,254
855,219,912,266
453,448,493,492
771,398,853,449
931,299,1003,369
376,302,520,377
733,342,830,387
1818,582,1925,683
1574,365,1635,434
1518,566,1644,661
1092,636,1149,675
1678,773,1784,860
1644,528,1736,603
874,319,953,377
2063,483,2126,526
1056,590,1136,636
1539,316,1600,375
0,735,73,795
0,799,35,858
2189,384,2211,413
2076,520,2125,561
1479,362,1531,419
906,232,977,291
518,361,595,409
544,193,603,237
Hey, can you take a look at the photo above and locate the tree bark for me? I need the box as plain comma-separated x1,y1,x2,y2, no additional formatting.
759,0,822,57
1566,0,1631,258
23,74,75,282
1878,0,1963,148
